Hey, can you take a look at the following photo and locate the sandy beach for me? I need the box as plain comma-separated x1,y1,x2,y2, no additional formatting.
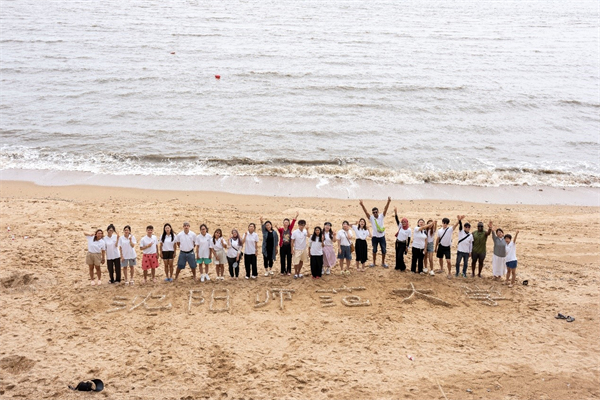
0,180,598,400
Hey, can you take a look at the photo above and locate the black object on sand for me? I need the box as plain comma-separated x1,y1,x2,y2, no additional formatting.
68,379,104,392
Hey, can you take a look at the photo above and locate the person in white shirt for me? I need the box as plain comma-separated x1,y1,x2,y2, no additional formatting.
435,216,461,278
336,221,354,275
352,218,371,271
118,225,137,285
359,197,391,268
504,230,520,287
226,229,243,279
411,219,436,274
291,220,308,279
212,228,228,281
139,225,159,284
393,207,412,272
242,223,260,279
309,226,324,278
195,224,213,282
424,219,437,276
174,222,197,281
456,219,474,278
103,224,121,284
159,223,176,282
322,222,337,275
83,229,106,286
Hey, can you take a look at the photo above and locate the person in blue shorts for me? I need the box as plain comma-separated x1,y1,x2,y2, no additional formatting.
174,222,197,281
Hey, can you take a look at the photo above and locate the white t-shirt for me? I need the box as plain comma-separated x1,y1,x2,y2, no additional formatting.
505,242,517,262
396,226,412,242
227,238,242,258
412,227,427,249
427,230,435,244
119,235,137,259
291,229,308,251
103,234,120,260
160,234,176,252
176,230,196,252
195,233,213,258
323,232,335,246
336,229,354,246
87,235,107,253
437,227,453,247
243,232,259,255
352,225,370,240
139,235,158,255
213,237,225,251
310,239,323,256
457,229,474,253
370,214,386,238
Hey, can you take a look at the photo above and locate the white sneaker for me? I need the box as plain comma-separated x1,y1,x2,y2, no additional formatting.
251,275,257,279
205,275,210,281
326,268,331,275
265,271,270,277
423,268,429,273
269,270,274,275
430,270,435,276
245,276,249,280
298,274,303,278
200,274,205,282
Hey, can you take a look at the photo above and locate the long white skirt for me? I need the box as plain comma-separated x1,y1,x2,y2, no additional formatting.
492,254,506,277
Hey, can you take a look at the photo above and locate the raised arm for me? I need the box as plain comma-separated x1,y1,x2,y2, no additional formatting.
485,222,492,237
383,196,391,216
489,221,497,238
359,200,370,219
394,206,399,225
513,230,519,244
452,215,463,232
289,213,298,231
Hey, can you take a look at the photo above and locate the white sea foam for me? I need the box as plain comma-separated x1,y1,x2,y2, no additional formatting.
1,146,598,188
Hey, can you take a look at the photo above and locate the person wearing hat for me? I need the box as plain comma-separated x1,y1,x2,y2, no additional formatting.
471,221,492,277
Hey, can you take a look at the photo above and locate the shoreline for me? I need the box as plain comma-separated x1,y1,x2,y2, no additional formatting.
1,168,599,206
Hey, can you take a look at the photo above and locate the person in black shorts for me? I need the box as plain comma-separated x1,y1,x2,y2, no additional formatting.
435,216,461,278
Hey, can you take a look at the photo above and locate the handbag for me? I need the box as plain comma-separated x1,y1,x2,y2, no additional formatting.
344,232,355,252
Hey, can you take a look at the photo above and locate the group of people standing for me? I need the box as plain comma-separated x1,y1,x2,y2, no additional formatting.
84,198,520,287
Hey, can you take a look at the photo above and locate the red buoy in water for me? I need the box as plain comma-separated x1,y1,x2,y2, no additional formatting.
215,75,221,79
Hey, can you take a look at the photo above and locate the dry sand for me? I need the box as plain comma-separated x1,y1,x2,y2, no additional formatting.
0,181,598,400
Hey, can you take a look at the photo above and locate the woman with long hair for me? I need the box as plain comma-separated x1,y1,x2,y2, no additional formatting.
159,223,176,282
226,229,243,279
352,218,371,271
309,226,324,279
212,228,228,281
260,217,279,277
322,222,337,275
423,219,437,276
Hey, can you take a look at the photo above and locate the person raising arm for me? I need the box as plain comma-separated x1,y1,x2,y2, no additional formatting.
359,196,391,268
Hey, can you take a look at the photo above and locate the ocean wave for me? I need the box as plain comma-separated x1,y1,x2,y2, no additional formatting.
558,100,600,108
1,147,598,188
